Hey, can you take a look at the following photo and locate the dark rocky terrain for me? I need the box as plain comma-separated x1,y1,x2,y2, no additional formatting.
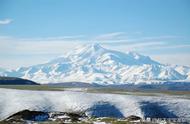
0,109,186,124
0,77,39,85
0,109,149,124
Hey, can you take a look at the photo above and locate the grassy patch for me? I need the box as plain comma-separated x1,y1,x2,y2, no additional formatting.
99,117,117,123
0,85,65,91
0,85,190,98
86,87,190,96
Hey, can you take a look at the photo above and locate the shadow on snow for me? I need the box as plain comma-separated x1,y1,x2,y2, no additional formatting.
86,102,124,118
140,101,177,118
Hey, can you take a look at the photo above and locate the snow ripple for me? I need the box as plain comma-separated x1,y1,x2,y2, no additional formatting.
0,88,190,120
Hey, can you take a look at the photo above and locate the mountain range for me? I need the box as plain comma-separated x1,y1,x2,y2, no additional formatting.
1,43,190,85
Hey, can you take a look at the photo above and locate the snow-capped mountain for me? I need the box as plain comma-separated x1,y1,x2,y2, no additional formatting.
1,44,190,85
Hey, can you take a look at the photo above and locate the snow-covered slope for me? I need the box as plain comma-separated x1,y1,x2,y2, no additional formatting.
172,65,190,80
1,44,190,84
0,88,190,120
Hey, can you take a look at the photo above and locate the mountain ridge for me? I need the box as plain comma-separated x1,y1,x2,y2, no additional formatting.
0,44,190,85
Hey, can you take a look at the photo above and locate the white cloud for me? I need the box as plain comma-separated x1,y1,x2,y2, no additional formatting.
151,54,190,66
104,41,167,52
0,36,85,69
133,35,182,41
19,35,85,41
0,19,13,25
0,37,84,55
0,34,190,69
15,41,82,54
94,32,126,40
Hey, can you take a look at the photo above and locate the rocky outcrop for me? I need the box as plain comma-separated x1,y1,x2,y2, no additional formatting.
2,110,49,123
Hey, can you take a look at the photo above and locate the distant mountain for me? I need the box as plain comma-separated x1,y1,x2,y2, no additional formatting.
0,76,39,85
0,43,190,85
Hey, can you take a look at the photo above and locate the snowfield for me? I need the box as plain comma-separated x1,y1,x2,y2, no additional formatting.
0,88,190,121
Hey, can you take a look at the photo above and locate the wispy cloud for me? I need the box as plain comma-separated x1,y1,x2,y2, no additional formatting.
151,54,190,66
147,44,190,50
0,34,188,55
101,35,184,44
19,35,85,41
94,32,126,40
103,41,167,53
0,35,86,55
0,19,13,25
98,34,189,53
0,33,190,68
0,35,88,69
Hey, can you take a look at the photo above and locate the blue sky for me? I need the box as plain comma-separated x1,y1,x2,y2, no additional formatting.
0,0,190,68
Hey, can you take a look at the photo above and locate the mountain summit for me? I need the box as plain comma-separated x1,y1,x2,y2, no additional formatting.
66,43,160,66
1,44,190,84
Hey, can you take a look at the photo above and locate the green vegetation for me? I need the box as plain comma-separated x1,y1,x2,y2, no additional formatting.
0,85,65,91
86,87,190,96
99,117,117,122
0,85,190,97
